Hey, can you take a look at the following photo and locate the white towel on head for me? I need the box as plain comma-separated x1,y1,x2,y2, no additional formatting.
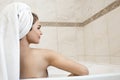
0,2,33,80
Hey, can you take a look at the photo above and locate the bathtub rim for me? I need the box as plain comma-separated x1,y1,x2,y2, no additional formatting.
20,73,120,80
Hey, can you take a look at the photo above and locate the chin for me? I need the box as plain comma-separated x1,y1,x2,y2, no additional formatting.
30,41,39,44
35,41,40,44
34,41,39,44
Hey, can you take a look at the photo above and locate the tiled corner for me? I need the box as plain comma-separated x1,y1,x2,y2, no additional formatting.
57,27,78,57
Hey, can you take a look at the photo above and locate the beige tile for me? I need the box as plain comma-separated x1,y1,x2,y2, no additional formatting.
85,56,96,63
57,27,78,57
76,27,85,56
32,27,58,51
56,0,83,22
106,7,120,57
104,0,116,5
15,0,117,23
80,0,106,22
21,0,57,21
56,0,113,22
111,57,120,65
95,56,110,64
78,56,85,62
84,24,96,56
92,17,109,56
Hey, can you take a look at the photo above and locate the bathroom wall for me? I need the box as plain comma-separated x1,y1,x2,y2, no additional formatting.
0,0,120,65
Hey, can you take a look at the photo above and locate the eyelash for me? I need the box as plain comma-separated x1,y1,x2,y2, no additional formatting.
37,25,41,29
37,27,40,29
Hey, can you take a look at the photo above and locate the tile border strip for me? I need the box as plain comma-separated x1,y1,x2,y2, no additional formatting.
40,0,120,27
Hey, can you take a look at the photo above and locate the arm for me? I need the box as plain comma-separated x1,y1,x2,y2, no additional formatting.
47,50,89,76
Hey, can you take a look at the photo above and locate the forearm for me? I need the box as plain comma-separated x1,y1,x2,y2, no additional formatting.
68,66,89,77
68,71,88,77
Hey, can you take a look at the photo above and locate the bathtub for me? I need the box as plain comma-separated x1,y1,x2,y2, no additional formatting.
21,62,120,80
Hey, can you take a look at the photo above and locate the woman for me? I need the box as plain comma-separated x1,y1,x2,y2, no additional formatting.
20,13,89,79
0,2,33,80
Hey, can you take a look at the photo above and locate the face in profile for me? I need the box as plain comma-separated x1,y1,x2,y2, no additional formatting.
26,20,42,44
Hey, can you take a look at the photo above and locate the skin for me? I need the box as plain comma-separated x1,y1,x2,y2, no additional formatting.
20,20,89,79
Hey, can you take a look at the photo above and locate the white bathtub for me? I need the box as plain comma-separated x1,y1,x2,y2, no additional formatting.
21,62,120,80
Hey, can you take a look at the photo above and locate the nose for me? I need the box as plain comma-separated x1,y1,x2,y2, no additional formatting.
40,31,43,35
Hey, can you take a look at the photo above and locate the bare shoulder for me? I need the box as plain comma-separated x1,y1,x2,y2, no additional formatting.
30,48,60,61
30,48,57,55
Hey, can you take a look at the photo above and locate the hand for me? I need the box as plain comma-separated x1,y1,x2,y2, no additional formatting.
68,73,77,76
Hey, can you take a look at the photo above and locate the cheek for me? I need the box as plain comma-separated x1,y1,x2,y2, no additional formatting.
26,32,34,41
26,31,39,43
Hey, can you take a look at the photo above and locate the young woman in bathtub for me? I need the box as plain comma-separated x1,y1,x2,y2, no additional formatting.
20,13,89,79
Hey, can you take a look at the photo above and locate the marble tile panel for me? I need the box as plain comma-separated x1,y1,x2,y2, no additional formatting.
57,27,78,57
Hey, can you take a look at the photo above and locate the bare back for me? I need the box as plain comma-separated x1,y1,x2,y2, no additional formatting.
20,48,50,78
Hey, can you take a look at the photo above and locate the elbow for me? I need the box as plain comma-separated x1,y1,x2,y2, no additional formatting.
77,66,89,76
69,67,89,76
82,67,89,75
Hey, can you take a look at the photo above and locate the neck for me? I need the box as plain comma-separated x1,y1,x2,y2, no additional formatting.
20,36,30,57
